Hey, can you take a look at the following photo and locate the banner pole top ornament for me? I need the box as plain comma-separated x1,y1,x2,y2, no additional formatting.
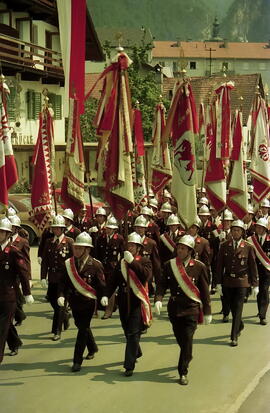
115,31,124,53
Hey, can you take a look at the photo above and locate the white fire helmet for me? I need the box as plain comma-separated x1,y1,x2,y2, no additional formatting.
73,232,93,247
176,234,195,250
134,215,148,228
248,205,254,214
62,208,74,221
198,197,209,206
222,209,234,221
190,216,202,228
105,216,118,229
231,219,245,230
9,215,21,227
148,188,154,197
127,232,142,245
0,217,12,232
7,207,16,217
261,199,270,208
167,214,180,226
197,187,206,194
198,205,210,216
96,207,107,216
248,185,254,193
255,218,268,230
163,189,172,198
51,215,66,228
141,206,153,216
160,202,172,213
149,198,158,209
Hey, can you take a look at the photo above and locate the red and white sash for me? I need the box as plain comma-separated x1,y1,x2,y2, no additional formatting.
248,235,270,271
121,258,152,327
170,257,203,323
65,257,97,300
160,233,176,252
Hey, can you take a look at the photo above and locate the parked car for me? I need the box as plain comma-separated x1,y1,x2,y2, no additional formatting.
55,187,105,218
6,194,63,245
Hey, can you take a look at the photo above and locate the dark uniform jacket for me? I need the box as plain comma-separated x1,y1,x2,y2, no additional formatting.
245,221,256,238
41,236,74,283
199,220,217,250
0,244,31,302
12,234,31,277
145,221,160,246
59,256,106,311
65,224,81,241
216,239,258,288
95,232,124,275
155,258,211,318
38,227,54,259
140,236,161,281
194,235,211,268
74,217,91,232
106,256,152,311
248,234,270,278
159,229,184,264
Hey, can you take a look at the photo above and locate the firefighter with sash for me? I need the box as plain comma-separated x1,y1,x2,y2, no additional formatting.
40,215,74,341
247,218,270,325
159,214,184,264
58,232,106,372
102,232,152,377
155,235,212,386
216,220,259,346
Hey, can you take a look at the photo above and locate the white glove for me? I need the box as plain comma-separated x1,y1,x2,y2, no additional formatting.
25,295,34,305
252,286,259,298
41,279,47,289
219,231,226,241
57,297,65,307
29,280,33,289
89,226,98,233
216,284,223,297
155,301,162,315
204,315,212,325
124,250,134,264
38,257,42,265
100,296,108,307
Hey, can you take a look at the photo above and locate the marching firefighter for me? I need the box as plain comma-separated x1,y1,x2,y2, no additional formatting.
159,214,184,264
102,232,152,376
0,218,33,363
155,235,212,385
40,215,74,341
58,232,106,372
63,208,81,240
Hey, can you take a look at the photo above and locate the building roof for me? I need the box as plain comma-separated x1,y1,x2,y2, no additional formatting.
96,27,153,49
153,41,270,60
163,73,264,125
85,73,102,99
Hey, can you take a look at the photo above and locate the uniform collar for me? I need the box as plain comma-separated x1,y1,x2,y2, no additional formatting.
53,233,65,244
0,239,10,251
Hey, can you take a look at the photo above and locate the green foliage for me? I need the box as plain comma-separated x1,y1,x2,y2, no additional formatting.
80,97,99,142
10,178,31,193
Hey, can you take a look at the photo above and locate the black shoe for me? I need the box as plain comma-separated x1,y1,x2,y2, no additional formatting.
244,297,248,303
223,316,229,323
52,334,61,341
101,314,112,320
210,288,216,295
179,375,188,385
230,340,238,347
124,369,133,377
9,349,18,356
71,363,81,372
260,318,267,325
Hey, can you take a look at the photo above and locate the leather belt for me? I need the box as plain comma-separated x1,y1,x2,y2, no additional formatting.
229,273,247,278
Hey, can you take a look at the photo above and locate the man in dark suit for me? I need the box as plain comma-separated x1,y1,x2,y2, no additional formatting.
155,235,211,385
216,220,259,346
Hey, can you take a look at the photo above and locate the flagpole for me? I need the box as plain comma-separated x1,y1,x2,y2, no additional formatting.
86,170,94,221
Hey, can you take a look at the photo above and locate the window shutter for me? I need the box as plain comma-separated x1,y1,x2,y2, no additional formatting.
7,86,16,122
34,92,41,120
48,93,62,120
26,90,41,120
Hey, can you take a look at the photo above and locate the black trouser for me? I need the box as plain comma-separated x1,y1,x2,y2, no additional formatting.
257,275,270,319
221,287,231,316
72,302,98,365
47,283,67,335
119,305,143,371
223,286,247,340
14,287,26,324
169,314,197,376
0,301,16,363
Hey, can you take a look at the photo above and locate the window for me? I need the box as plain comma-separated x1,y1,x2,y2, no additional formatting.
7,87,16,122
26,90,41,120
222,62,229,70
173,61,178,72
243,62,249,70
48,93,62,120
258,62,266,70
190,61,196,70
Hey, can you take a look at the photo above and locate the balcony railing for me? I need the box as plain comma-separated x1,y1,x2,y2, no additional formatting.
0,33,63,78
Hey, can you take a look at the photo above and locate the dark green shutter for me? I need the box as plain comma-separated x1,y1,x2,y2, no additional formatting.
26,90,41,120
48,93,62,120
7,87,16,122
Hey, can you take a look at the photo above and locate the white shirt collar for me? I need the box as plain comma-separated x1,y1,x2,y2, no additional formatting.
1,239,10,251
53,233,65,244
12,233,19,243
66,224,72,231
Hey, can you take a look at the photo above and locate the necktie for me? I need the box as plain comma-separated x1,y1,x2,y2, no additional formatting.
234,241,238,251
55,238,59,246
260,237,263,246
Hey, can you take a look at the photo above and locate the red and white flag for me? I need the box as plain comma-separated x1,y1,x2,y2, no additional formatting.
57,0,86,114
61,97,86,213
162,80,197,228
227,111,248,219
0,80,18,211
151,103,172,194
30,108,55,229
132,108,147,207
86,52,134,220
215,81,234,159
204,102,227,212
249,97,270,203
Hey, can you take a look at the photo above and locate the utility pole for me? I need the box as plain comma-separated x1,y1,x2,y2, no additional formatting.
205,47,216,76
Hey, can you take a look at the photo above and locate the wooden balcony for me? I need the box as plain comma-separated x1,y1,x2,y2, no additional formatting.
0,33,64,83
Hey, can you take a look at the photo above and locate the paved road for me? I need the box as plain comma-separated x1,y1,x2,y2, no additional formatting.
0,247,270,413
